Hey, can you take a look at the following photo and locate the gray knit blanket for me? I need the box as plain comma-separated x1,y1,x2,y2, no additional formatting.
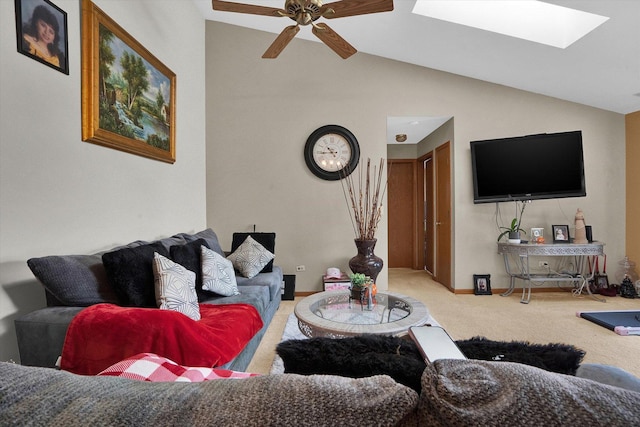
0,362,418,426
419,359,640,426
2,359,640,426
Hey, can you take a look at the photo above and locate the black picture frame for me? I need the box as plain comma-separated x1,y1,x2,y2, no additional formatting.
473,274,492,295
595,274,610,290
552,225,570,243
15,0,69,75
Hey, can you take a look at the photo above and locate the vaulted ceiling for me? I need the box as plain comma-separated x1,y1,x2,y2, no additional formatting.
195,0,640,116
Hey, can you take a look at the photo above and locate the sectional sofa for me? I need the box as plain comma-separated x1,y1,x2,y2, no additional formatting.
14,228,282,372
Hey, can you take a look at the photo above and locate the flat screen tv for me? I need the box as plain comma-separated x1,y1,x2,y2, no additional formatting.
470,130,586,204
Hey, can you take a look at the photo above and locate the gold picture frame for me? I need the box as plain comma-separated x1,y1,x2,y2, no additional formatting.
81,0,176,163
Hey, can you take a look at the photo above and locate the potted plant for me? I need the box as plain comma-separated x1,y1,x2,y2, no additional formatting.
498,201,528,243
349,273,373,301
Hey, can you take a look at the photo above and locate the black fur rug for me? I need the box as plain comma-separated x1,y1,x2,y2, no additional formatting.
276,335,585,393
455,336,585,375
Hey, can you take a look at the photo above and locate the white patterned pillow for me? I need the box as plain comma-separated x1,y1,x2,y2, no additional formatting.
152,253,200,321
226,236,275,279
201,245,240,296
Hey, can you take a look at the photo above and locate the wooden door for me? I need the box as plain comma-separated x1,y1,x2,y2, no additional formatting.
387,160,416,268
434,142,452,289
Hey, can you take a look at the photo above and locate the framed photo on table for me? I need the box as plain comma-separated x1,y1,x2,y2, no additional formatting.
552,225,570,243
473,274,492,295
15,0,69,74
81,0,176,163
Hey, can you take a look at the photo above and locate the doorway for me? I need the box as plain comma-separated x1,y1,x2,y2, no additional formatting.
387,160,417,268
387,145,451,287
387,117,453,290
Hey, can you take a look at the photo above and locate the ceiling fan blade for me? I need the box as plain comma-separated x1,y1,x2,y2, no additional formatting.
212,0,284,17
312,23,357,59
262,25,300,58
320,0,394,19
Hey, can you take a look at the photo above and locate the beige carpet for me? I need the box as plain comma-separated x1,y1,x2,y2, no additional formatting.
247,268,639,378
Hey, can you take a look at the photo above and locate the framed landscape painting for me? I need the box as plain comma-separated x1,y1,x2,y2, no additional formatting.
81,0,176,163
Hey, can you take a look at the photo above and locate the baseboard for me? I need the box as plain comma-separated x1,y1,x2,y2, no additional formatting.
294,291,316,297
454,287,572,295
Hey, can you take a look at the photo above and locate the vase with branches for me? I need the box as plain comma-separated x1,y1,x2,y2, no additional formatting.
339,158,387,240
339,158,388,281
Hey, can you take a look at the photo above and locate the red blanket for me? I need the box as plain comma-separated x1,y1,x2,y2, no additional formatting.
61,303,263,375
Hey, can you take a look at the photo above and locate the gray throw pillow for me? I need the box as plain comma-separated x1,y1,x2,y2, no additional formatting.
227,236,274,279
231,232,276,273
175,229,225,257
153,253,200,321
201,245,240,296
27,255,119,306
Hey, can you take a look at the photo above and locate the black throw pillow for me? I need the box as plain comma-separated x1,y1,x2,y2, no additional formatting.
231,232,275,273
170,238,210,292
102,241,169,307
276,335,426,393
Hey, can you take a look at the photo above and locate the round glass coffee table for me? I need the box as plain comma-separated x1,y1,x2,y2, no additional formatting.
294,290,430,338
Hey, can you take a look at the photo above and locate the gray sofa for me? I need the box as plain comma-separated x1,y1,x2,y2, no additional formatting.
1,358,639,426
14,229,282,372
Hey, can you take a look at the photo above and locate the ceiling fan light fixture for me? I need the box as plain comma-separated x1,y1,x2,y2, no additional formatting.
212,0,394,58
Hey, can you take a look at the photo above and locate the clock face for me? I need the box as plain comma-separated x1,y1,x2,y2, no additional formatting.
304,125,360,181
312,133,352,172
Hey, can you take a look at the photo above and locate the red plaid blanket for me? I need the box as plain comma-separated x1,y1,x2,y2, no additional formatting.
98,353,259,382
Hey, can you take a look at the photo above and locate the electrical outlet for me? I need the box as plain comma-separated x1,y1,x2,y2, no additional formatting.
296,265,306,272
538,261,549,268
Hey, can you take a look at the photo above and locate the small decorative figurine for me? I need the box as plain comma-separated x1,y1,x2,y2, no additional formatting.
573,208,588,244
619,275,638,299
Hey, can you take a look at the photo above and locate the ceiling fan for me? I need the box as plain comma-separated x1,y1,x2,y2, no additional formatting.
212,0,394,59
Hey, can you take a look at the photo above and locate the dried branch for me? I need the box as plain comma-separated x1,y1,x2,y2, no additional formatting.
339,158,387,240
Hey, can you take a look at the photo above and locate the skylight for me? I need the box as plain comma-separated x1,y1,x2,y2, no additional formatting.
412,0,609,48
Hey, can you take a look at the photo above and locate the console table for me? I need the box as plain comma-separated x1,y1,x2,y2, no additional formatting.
497,242,605,304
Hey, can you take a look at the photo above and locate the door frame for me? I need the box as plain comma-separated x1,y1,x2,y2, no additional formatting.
416,152,434,273
434,141,452,290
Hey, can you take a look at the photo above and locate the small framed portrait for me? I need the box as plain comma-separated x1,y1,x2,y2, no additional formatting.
552,225,570,243
473,274,492,295
595,274,609,290
530,227,544,243
14,0,69,75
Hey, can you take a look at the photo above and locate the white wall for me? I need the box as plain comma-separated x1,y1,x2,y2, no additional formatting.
0,0,207,362
206,22,625,294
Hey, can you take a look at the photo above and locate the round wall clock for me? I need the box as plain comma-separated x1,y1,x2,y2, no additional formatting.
304,125,360,181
